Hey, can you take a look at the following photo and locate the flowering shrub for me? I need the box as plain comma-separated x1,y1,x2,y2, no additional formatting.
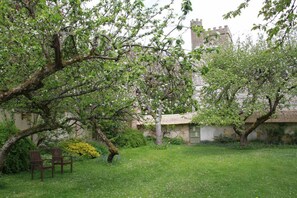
66,142,100,158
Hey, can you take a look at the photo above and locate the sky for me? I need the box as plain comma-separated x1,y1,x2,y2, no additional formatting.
145,0,265,51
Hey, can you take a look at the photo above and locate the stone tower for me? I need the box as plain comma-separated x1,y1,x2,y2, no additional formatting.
190,19,232,50
191,19,232,102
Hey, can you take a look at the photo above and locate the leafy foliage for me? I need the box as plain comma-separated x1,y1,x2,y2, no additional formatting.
193,37,297,145
181,0,193,15
87,140,109,156
0,121,35,174
0,120,18,145
214,134,237,144
163,136,185,145
224,0,297,44
261,124,297,144
3,138,35,174
134,41,194,116
112,128,146,148
0,0,192,167
133,35,195,144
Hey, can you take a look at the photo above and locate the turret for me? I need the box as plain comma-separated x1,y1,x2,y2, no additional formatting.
190,19,232,50
190,19,204,50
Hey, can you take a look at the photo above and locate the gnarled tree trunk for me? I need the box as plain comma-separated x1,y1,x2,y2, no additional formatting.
92,122,119,163
0,136,18,173
234,93,283,147
233,127,249,147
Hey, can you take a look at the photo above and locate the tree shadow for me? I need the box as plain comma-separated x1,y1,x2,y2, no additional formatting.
0,181,7,190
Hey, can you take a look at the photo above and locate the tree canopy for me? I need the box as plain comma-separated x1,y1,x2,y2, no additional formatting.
0,0,193,170
193,37,297,146
224,0,297,44
133,37,194,145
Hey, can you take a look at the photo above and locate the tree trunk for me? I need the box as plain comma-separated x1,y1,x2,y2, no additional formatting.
0,136,17,173
107,152,118,163
240,134,248,147
155,106,163,145
233,126,249,147
92,123,119,163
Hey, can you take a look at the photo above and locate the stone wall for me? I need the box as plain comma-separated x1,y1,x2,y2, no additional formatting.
190,18,232,49
0,111,32,130
191,19,232,103
140,124,190,143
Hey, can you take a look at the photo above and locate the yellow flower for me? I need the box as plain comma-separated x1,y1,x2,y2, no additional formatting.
66,142,100,158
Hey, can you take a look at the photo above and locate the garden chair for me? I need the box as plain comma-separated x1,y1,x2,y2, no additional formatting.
29,150,54,181
51,147,73,174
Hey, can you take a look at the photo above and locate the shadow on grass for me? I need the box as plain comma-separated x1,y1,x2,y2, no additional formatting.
0,181,7,190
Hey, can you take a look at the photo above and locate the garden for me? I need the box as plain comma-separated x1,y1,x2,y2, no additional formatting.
0,0,297,197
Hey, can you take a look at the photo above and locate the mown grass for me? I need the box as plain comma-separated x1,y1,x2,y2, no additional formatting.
0,144,297,198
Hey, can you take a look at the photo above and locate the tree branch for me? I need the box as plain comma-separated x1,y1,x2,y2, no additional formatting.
245,89,284,135
51,34,63,69
0,54,120,104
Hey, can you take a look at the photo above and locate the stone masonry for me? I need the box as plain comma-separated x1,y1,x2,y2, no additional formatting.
191,19,232,102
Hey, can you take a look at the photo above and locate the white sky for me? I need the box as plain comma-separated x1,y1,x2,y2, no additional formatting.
145,0,265,51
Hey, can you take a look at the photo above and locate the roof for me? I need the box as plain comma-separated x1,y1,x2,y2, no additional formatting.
245,111,297,123
136,111,297,126
136,112,195,126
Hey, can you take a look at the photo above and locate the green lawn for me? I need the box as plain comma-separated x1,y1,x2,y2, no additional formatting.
1,144,297,198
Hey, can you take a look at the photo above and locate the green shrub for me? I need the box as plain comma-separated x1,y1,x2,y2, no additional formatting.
58,139,100,158
57,138,79,150
87,140,109,155
145,136,156,142
214,134,236,143
262,125,297,145
113,128,146,148
0,120,18,145
163,137,185,145
266,125,285,144
97,120,126,139
0,120,35,174
3,138,35,174
294,130,297,144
